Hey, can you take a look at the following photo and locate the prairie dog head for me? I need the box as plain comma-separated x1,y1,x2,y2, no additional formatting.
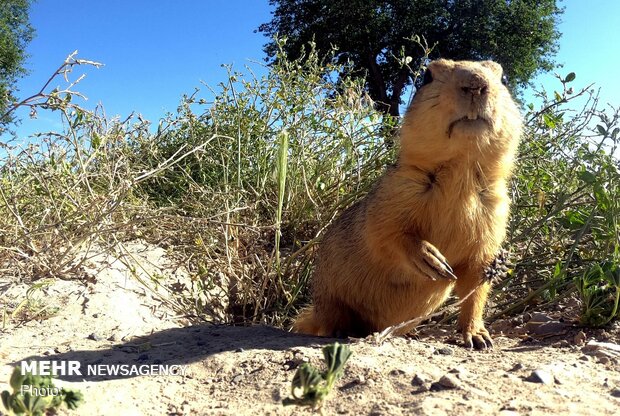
399,59,522,168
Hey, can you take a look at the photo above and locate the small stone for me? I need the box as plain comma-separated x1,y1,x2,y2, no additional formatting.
429,382,444,391
389,369,406,376
525,369,554,385
528,312,553,323
573,331,587,345
510,362,525,371
54,345,71,354
582,340,620,355
92,313,100,318
414,384,430,393
357,374,366,384
525,321,567,335
436,347,454,355
232,374,243,383
107,334,118,342
597,356,610,365
411,374,426,386
579,355,590,362
449,366,466,376
181,401,191,415
611,388,620,398
436,374,461,389
235,348,244,353
88,332,102,341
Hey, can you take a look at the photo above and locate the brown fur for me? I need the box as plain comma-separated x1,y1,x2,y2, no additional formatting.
292,59,522,348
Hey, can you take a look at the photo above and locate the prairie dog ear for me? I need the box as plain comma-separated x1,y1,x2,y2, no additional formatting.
427,59,455,77
481,61,504,77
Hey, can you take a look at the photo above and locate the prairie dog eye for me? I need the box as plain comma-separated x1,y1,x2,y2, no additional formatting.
501,73,509,86
422,69,433,86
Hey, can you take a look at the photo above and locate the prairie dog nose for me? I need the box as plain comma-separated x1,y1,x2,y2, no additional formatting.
459,72,488,96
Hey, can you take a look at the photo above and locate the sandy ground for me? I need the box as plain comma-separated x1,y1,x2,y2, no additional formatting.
2,245,620,415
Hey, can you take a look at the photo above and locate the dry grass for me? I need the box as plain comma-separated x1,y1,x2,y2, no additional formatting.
1,46,618,329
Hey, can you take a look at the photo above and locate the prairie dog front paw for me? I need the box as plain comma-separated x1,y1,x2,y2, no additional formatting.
409,240,457,281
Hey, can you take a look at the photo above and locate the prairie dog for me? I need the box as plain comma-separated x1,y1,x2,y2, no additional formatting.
293,59,522,349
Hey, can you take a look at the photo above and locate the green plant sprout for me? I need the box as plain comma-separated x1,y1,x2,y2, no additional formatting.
283,342,352,409
1,366,83,416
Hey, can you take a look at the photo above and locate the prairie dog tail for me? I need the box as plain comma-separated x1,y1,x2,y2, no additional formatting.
291,306,323,335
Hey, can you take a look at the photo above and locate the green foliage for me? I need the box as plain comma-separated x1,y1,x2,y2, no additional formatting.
283,343,352,409
575,260,620,327
497,70,620,324
0,0,35,130
1,366,83,415
259,0,562,115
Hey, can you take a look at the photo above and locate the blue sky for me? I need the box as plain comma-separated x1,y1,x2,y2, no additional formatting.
6,0,620,139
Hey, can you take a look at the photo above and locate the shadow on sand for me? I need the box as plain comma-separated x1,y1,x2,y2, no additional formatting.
15,324,338,382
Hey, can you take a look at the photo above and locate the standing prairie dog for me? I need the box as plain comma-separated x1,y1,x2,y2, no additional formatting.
293,59,522,349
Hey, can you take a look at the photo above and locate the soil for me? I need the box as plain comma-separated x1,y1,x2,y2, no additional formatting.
1,243,620,416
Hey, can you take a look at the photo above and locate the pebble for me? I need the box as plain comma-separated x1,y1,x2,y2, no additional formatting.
525,321,567,335
525,369,554,385
449,366,468,378
88,332,102,341
573,331,587,345
411,374,426,386
436,346,454,355
54,345,71,354
582,340,620,355
597,356,610,365
611,388,620,398
430,374,461,390
528,312,553,322
389,369,406,376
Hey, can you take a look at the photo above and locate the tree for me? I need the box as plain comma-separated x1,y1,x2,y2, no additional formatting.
0,0,35,130
258,0,562,117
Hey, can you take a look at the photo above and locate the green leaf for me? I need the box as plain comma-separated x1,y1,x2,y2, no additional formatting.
596,125,607,135
9,367,26,392
554,91,562,102
565,72,576,82
91,132,101,150
542,112,556,129
1,390,10,411
322,342,351,377
578,170,596,184
291,363,322,399
559,210,587,229
62,389,84,410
